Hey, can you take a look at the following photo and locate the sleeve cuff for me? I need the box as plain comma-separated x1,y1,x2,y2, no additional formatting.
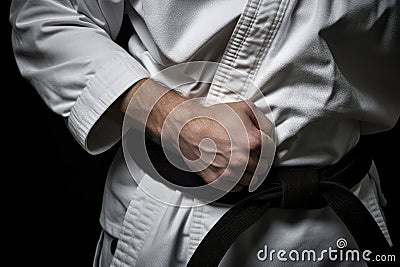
68,54,148,154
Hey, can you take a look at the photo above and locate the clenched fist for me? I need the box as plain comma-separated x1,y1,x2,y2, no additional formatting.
122,78,275,192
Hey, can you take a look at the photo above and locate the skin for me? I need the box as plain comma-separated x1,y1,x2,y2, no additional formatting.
113,78,274,192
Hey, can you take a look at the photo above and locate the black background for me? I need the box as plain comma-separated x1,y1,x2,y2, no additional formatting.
7,2,399,266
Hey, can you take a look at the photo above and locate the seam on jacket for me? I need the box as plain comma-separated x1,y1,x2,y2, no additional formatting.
111,189,163,266
240,0,290,96
220,0,261,81
97,1,114,37
111,199,137,267
209,0,261,99
100,217,123,239
188,204,205,258
367,176,392,245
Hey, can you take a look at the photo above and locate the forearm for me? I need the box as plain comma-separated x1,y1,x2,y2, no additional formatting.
113,79,274,191
116,78,187,140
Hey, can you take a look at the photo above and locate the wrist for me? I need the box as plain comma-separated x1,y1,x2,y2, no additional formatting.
147,88,187,140
120,78,149,114
121,78,191,141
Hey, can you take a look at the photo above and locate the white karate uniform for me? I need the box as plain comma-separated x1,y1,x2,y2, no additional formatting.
11,0,399,266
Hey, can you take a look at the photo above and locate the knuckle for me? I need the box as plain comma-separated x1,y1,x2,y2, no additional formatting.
238,100,250,110
248,134,261,150
215,167,227,178
202,172,217,183
230,154,249,168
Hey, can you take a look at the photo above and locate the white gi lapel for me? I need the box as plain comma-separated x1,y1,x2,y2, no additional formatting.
207,0,290,104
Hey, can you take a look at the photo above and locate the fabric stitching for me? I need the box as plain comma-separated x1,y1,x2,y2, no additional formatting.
212,0,261,98
240,0,290,97
221,0,261,86
223,0,260,70
188,204,205,258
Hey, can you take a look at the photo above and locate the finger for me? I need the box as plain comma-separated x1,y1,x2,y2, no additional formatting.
249,131,276,192
231,184,244,192
215,178,242,192
245,152,260,173
243,100,259,128
253,132,273,175
198,168,219,184
250,104,273,136
238,172,254,186
241,100,272,134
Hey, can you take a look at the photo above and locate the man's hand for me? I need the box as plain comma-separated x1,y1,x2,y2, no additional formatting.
120,79,274,192
166,100,273,192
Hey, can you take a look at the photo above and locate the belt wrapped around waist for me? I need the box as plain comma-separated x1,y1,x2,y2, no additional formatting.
142,138,389,267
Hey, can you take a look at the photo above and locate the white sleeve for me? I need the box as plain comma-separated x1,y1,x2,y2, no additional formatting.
11,0,149,154
320,0,400,134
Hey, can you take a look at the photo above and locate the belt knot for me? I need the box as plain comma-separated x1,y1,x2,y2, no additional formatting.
277,167,325,209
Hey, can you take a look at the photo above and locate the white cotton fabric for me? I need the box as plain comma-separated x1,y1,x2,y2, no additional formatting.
11,0,399,266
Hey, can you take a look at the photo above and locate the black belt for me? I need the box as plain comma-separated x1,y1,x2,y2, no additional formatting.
140,138,389,266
